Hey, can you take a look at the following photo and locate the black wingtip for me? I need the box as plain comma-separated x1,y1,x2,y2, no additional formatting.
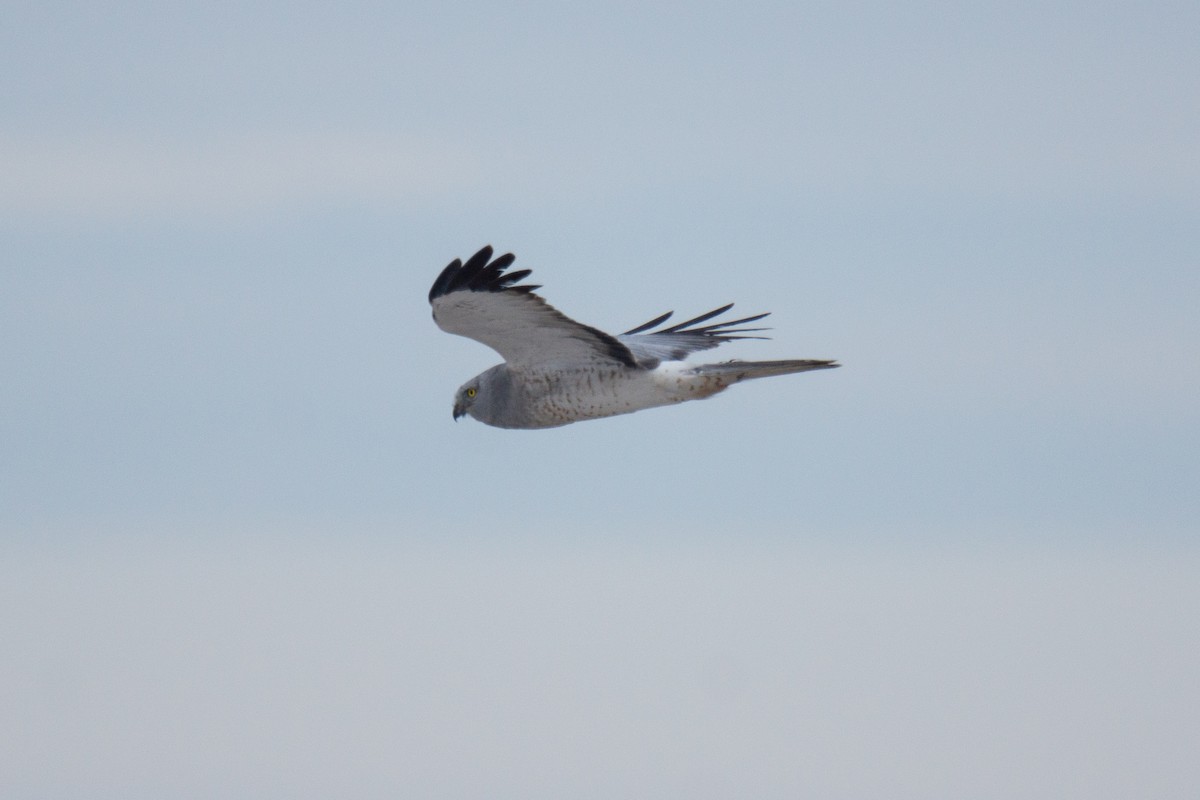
622,304,774,341
428,246,538,304
622,310,674,336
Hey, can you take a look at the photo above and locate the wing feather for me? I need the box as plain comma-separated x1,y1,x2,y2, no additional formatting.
617,304,772,365
429,246,638,369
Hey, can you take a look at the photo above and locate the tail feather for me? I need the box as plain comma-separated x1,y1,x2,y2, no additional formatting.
691,358,840,382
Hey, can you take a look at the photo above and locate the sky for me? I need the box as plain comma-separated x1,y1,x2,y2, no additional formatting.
2,1,1198,798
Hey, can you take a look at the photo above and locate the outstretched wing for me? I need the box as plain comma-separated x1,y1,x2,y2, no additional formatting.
429,246,639,369
617,304,771,367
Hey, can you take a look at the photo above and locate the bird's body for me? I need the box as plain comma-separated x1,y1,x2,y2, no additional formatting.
464,360,823,429
429,246,838,429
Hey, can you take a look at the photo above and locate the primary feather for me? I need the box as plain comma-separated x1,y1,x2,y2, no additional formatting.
618,304,773,367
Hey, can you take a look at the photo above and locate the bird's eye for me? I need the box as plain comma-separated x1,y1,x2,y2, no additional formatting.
466,388,477,398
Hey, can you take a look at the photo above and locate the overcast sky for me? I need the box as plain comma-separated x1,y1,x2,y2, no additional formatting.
2,2,1198,798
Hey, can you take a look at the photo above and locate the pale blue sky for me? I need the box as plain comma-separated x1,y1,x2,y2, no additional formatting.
2,2,1198,798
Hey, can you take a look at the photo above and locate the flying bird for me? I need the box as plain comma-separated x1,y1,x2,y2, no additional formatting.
429,246,838,429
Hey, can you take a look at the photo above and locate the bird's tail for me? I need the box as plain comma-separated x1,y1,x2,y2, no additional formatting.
690,358,840,383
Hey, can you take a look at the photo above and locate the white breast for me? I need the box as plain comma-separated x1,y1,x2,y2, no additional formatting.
519,362,725,426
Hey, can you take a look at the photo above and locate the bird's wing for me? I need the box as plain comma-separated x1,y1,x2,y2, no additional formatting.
617,304,771,367
429,246,639,370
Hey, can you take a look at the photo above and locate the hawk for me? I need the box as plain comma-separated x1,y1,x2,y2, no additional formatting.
429,246,838,429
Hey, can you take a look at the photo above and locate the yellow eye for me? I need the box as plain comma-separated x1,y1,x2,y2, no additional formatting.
466,387,476,398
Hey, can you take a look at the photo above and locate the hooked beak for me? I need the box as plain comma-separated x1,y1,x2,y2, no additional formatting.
453,401,465,421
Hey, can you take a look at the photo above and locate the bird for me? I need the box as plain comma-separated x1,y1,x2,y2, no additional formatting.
429,245,839,429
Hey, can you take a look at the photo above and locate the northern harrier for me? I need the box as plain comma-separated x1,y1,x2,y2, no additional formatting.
429,246,838,429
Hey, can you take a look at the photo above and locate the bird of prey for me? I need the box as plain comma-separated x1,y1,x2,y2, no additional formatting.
429,246,838,429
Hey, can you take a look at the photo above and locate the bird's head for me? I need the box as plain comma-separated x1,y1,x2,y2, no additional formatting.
451,365,511,426
452,381,480,421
